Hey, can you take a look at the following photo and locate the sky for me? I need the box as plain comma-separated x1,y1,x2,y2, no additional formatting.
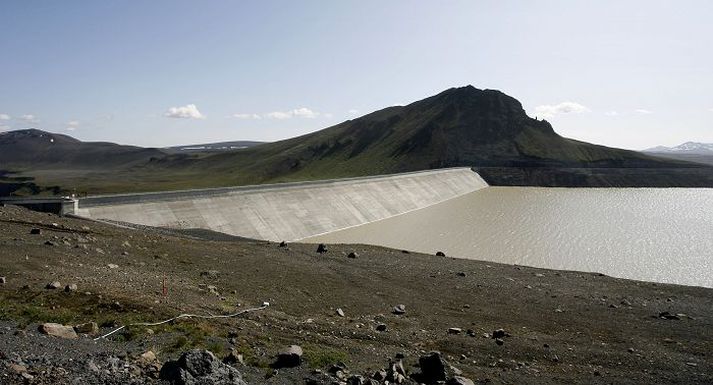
1,1,712,150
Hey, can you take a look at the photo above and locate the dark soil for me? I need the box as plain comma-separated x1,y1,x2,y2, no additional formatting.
1,205,711,384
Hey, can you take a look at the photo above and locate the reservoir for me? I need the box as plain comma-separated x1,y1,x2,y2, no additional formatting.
305,187,713,288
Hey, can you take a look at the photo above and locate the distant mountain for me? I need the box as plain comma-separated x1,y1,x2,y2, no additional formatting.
643,142,713,166
644,142,713,155
0,129,165,170
164,140,265,154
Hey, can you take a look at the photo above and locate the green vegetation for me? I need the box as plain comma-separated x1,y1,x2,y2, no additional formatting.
303,344,349,369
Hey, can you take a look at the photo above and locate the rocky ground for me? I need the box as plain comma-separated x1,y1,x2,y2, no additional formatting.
0,204,711,384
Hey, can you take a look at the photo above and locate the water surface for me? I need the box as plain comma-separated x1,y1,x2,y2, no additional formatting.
306,187,713,287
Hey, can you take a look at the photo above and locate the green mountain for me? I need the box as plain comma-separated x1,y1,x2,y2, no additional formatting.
2,86,713,195
149,85,711,187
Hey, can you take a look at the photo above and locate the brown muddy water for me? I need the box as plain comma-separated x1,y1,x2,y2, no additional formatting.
305,187,713,288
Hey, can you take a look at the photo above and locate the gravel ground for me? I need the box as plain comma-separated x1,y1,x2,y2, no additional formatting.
1,204,711,384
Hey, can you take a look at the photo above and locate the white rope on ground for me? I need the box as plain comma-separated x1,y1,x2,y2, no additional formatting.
93,303,269,341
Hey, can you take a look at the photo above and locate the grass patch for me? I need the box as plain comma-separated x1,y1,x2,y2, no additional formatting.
303,344,349,369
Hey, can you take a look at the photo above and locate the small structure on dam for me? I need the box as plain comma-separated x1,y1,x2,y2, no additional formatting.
73,168,488,241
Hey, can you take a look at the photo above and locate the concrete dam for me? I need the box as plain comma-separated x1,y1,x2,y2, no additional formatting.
74,168,488,241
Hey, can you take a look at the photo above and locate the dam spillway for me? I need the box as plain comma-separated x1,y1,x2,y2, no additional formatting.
74,168,488,241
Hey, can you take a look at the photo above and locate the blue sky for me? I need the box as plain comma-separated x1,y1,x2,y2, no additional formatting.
1,0,711,149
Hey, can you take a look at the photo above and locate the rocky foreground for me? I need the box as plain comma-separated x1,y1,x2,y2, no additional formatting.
0,205,711,384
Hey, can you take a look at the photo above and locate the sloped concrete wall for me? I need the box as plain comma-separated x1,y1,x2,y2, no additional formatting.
75,168,488,241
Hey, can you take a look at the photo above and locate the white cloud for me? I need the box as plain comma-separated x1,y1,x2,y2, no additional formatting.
604,111,619,116
232,113,262,120
0,114,10,120
20,114,39,123
291,107,318,118
265,107,320,119
265,111,293,119
348,109,359,115
635,109,653,114
164,104,205,119
534,102,590,119
708,108,713,112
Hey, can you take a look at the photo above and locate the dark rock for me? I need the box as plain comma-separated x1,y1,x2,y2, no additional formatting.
0,276,5,285
279,241,287,247
74,322,99,335
435,251,446,257
159,349,247,385
347,374,366,385
392,304,406,314
492,328,507,338
274,345,303,368
418,351,448,383
495,338,504,345
456,272,466,277
372,370,387,381
347,252,358,259
45,240,56,246
376,324,387,332
658,311,681,320
223,350,244,366
46,281,62,290
316,243,328,253
30,228,42,235
65,283,78,292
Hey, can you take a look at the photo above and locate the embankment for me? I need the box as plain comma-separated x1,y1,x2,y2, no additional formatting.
75,167,487,241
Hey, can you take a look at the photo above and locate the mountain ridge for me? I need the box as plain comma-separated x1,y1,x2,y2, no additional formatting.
2,86,713,194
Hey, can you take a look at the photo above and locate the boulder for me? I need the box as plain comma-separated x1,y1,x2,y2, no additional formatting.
336,308,345,317
223,349,244,366
274,345,303,368
492,328,507,339
46,281,62,290
107,263,119,269
0,276,5,285
418,351,448,383
138,350,157,364
435,251,446,257
38,323,78,339
159,349,247,385
316,243,328,253
448,327,462,334
392,304,406,314
74,322,99,335
30,228,42,235
65,283,78,292
347,252,358,259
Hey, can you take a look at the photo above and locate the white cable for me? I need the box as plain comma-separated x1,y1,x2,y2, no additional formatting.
93,304,269,341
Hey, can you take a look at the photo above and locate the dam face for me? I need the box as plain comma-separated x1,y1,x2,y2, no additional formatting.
75,168,488,241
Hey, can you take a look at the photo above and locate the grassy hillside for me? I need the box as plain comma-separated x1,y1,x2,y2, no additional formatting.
2,86,713,195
